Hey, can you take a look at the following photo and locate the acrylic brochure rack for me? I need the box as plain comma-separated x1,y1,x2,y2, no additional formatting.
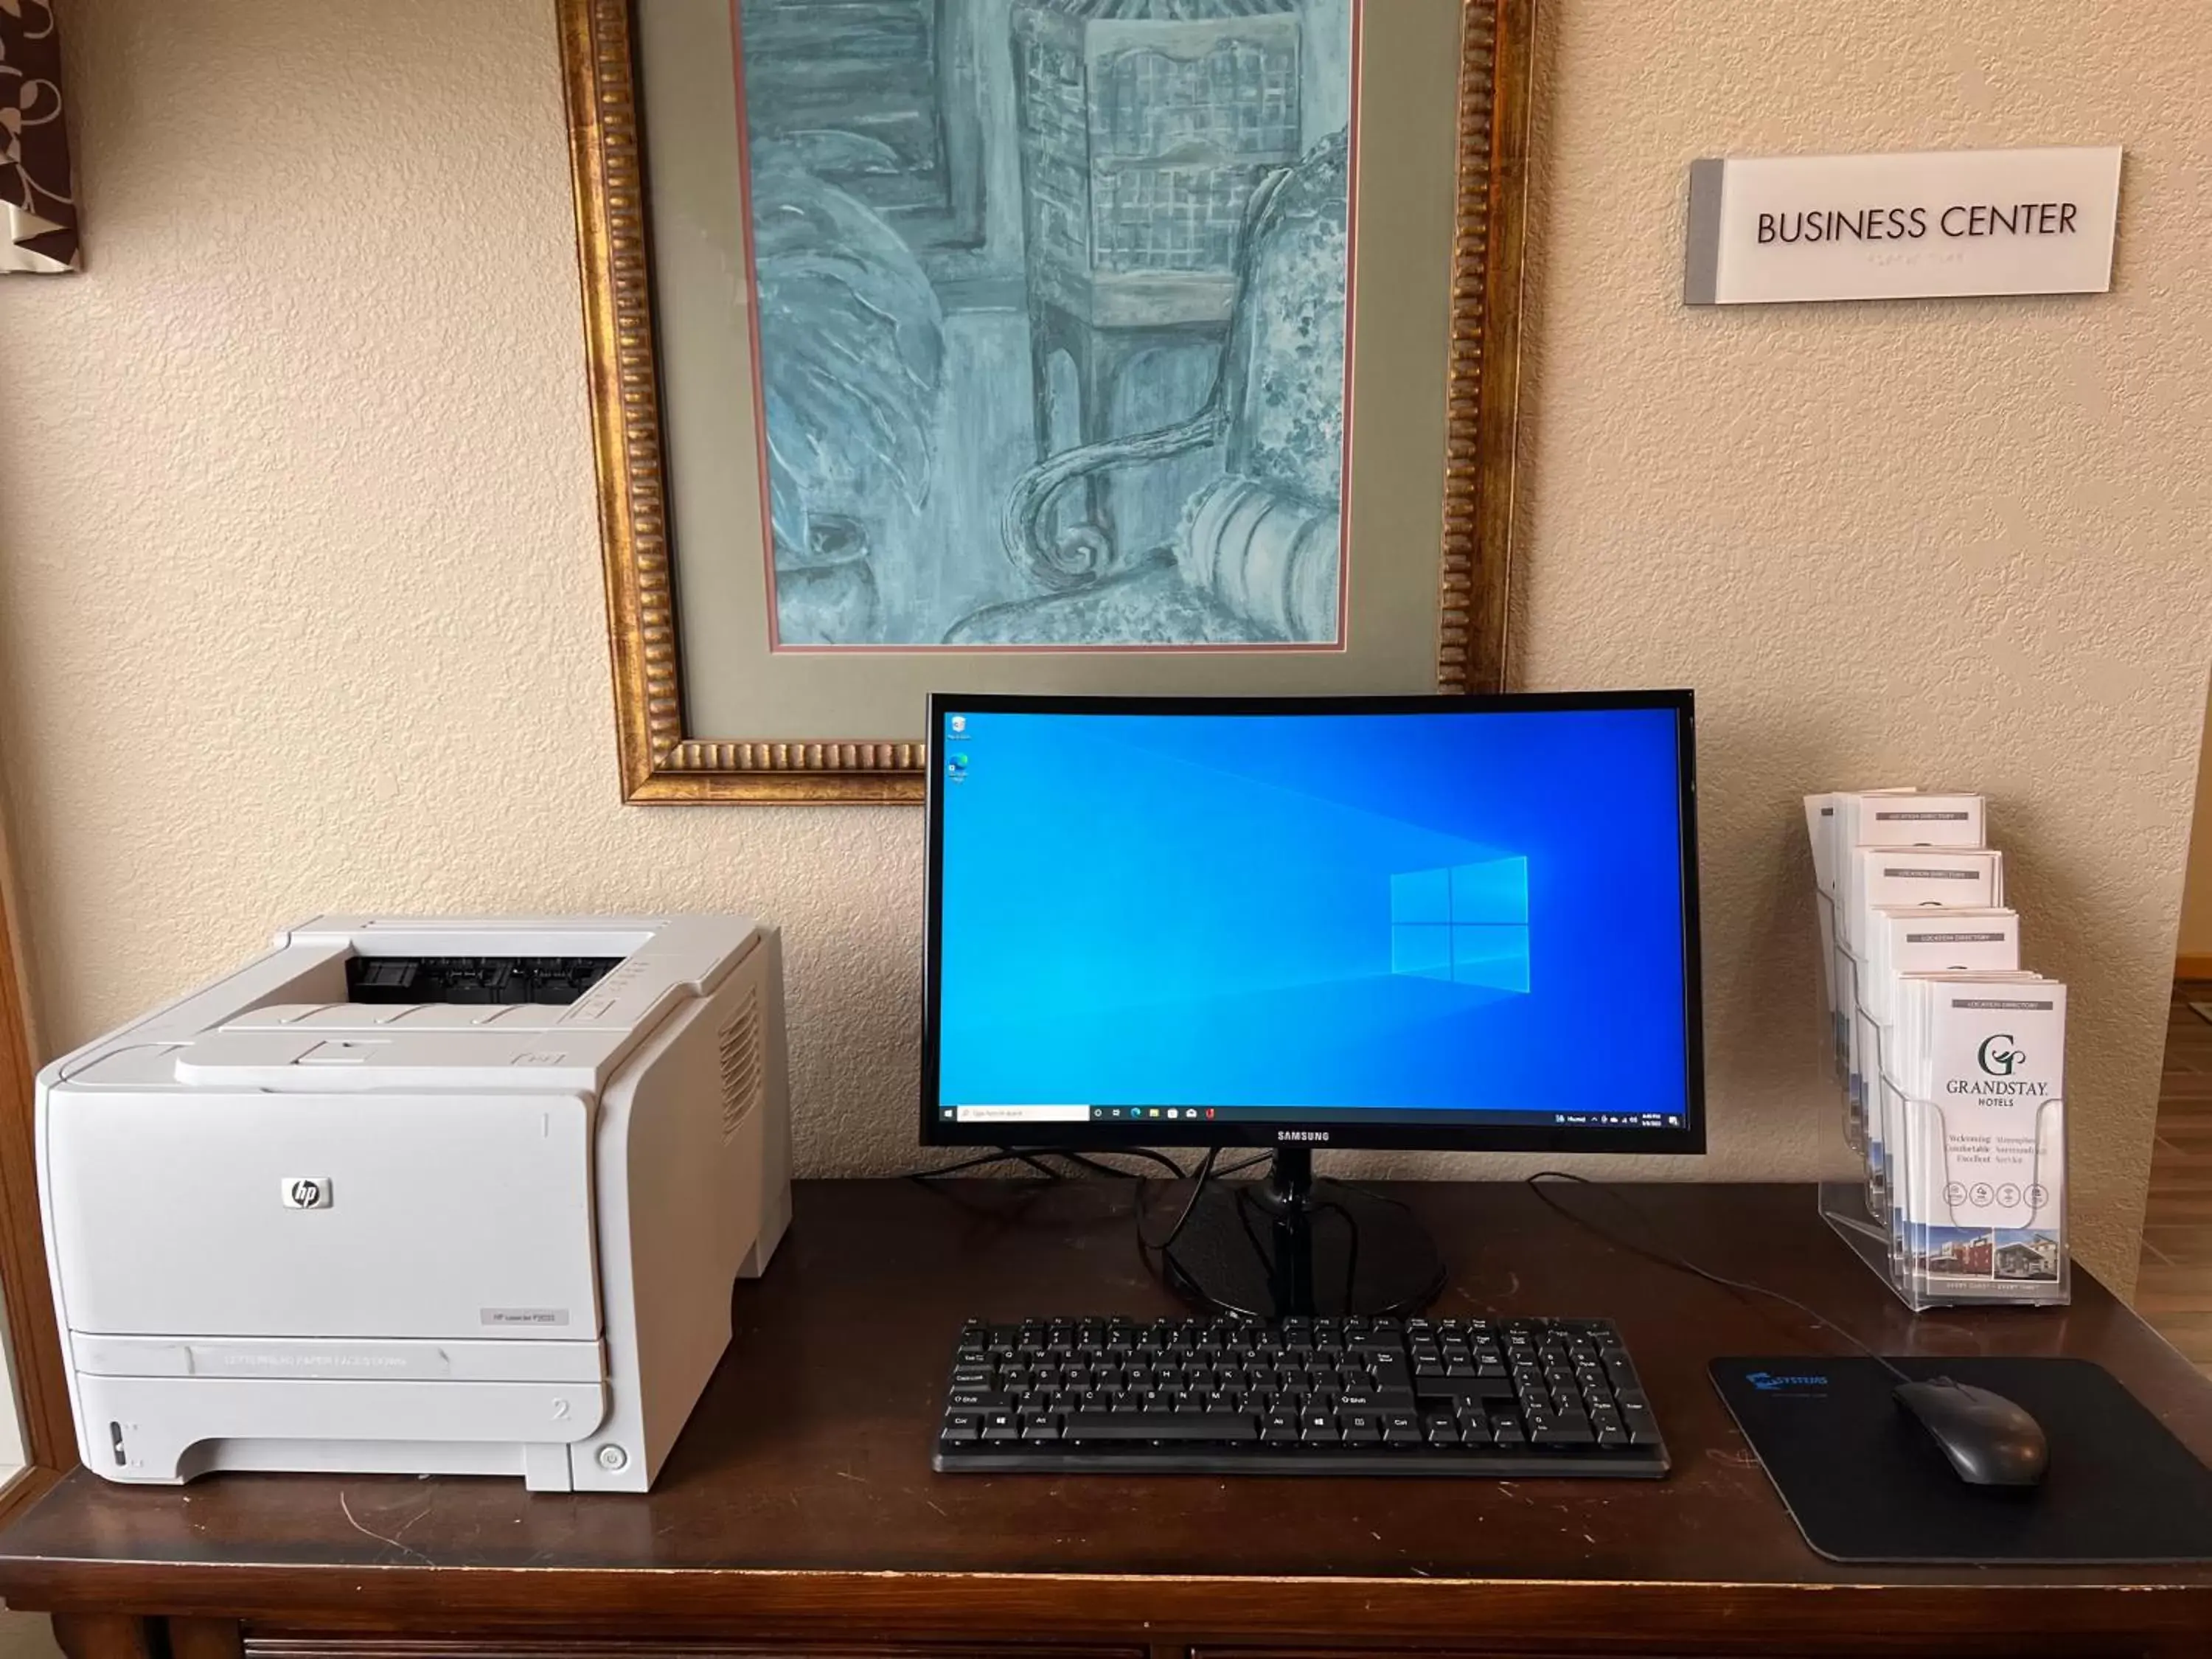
1812,802,2071,1313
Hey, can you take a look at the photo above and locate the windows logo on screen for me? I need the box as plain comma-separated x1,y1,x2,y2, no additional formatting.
1389,858,1530,992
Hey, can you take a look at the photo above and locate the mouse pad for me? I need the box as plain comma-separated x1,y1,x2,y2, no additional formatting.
1711,1356,2212,1563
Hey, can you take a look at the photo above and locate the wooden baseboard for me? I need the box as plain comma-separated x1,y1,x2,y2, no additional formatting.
2179,953,2212,984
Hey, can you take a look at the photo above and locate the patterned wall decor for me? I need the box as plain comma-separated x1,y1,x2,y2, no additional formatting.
1,0,78,273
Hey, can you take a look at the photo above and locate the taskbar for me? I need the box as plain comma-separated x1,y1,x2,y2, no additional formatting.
940,1105,1687,1132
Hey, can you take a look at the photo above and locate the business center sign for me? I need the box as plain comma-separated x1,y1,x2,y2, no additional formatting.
1685,145,2121,305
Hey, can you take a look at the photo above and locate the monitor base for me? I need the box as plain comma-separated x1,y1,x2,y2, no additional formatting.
1158,1150,1446,1318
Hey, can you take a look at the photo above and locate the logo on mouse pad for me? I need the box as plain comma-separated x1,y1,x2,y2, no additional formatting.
1745,1368,1829,1393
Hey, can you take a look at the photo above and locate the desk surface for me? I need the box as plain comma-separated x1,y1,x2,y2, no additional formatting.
3,1179,2211,1648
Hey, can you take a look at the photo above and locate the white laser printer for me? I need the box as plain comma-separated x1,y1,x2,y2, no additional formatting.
37,916,791,1492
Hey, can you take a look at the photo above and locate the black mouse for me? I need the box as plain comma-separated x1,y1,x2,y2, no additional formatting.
1894,1377,2048,1487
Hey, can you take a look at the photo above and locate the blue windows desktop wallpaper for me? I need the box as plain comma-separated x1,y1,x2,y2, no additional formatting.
935,707,1691,1119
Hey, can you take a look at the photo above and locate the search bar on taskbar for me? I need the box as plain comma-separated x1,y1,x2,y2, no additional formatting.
953,1105,1093,1124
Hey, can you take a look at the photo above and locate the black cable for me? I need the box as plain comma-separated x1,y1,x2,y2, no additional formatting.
1326,1172,1417,1214
1137,1145,1221,1253
1062,1146,1267,1182
908,1144,1263,1186
1051,1147,1190,1181
904,1147,1065,1184
1044,1150,1140,1180
1526,1172,1913,1385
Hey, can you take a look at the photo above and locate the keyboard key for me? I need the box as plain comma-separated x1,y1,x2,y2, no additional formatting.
1062,1413,1256,1443
941,1413,981,1443
1534,1423,1596,1446
1422,1376,1518,1402
1335,1388,1418,1413
1382,1413,1423,1446
1301,1413,1341,1444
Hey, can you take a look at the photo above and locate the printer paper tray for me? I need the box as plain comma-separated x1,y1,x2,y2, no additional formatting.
73,1332,604,1382
76,1363,608,1484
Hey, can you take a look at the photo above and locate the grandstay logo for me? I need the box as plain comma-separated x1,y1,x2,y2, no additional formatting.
1978,1034,2025,1077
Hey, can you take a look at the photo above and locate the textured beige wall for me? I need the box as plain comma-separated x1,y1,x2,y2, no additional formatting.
2,0,2208,1293
2181,682,2212,961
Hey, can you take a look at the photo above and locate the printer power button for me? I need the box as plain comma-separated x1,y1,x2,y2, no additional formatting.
596,1444,628,1472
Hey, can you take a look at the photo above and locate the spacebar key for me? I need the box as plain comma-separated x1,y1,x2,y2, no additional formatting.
1062,1413,1257,1443
1424,1377,1518,1402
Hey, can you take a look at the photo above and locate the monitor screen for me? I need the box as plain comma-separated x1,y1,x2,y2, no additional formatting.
922,692,1703,1155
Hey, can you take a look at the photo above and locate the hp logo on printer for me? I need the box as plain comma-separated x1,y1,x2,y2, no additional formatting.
280,1178,333,1210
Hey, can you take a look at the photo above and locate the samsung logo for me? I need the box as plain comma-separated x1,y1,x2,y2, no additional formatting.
1278,1130,1331,1144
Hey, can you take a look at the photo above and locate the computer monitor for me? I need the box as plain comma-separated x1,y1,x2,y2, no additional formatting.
922,690,1705,1314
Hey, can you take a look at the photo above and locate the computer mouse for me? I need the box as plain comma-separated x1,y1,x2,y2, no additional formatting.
1893,1377,2048,1487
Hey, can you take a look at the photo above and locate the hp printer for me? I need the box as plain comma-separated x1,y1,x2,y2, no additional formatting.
38,916,791,1492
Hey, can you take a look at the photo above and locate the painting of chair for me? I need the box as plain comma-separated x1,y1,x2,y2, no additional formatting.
951,126,1350,645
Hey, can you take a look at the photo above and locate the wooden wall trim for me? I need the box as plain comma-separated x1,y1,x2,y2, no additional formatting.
0,804,75,1473
2177,954,2212,984
0,1463,58,1531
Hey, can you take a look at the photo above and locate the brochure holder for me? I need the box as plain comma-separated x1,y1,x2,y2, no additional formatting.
1818,1115,2071,1312
1815,836,2070,1312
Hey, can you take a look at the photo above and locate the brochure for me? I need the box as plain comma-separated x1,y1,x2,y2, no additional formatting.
1893,979,2067,1302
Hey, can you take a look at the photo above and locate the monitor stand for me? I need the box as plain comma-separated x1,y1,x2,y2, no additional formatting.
1158,1149,1446,1318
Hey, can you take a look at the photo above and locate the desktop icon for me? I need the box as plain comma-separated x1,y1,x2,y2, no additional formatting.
949,715,967,734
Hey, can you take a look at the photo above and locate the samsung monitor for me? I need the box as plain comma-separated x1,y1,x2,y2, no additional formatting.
921,690,1705,1312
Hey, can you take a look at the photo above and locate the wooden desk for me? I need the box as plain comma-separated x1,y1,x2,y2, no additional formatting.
4,1180,2209,1658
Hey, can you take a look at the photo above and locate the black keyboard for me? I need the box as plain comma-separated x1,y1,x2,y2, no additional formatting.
933,1313,1668,1477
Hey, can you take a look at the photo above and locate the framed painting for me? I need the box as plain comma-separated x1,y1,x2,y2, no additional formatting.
560,0,1531,802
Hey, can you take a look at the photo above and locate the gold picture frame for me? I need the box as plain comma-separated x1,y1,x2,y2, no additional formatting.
560,0,1533,804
